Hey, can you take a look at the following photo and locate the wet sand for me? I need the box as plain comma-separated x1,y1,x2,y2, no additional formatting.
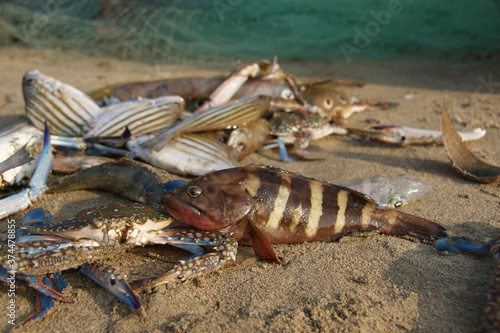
0,46,499,332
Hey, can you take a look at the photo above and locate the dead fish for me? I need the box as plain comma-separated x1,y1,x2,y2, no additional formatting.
85,96,185,137
88,77,226,103
47,160,177,208
441,99,500,183
226,118,271,160
144,95,271,150
128,132,236,176
51,154,117,174
161,165,447,262
23,70,101,136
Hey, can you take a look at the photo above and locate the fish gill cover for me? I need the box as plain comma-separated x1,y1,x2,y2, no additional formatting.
0,0,498,64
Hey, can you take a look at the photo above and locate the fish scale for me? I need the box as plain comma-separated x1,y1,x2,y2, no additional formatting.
161,165,448,262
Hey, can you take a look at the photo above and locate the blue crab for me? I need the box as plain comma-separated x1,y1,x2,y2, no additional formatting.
434,236,500,331
0,202,237,325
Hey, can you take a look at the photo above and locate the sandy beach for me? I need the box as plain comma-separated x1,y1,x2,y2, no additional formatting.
0,46,499,332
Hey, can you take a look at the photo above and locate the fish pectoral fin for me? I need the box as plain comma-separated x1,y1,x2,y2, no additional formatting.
246,221,281,264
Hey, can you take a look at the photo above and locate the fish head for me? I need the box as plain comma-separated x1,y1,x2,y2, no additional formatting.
23,70,55,99
22,69,100,136
300,85,348,114
372,175,432,208
161,168,255,231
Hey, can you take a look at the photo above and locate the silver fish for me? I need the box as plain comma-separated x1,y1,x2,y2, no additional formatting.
23,70,101,136
128,132,236,176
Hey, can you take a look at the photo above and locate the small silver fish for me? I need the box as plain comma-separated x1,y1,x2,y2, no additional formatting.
333,175,432,209
128,132,236,176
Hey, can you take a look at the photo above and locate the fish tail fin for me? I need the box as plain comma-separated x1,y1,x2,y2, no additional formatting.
374,209,447,244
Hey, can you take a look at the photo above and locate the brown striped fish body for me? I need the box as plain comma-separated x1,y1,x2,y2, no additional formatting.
23,70,101,136
161,165,447,261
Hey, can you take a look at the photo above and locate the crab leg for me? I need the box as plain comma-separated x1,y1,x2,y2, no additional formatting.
194,63,263,113
80,263,141,311
18,273,68,326
0,123,53,220
132,232,237,290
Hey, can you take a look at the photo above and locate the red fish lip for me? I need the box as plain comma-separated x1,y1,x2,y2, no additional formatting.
161,194,201,225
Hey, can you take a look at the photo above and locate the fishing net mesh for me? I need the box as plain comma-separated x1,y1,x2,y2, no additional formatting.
0,0,499,65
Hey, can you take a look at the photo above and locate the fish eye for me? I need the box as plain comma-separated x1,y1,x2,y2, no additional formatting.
281,88,294,100
237,142,246,152
389,194,405,208
324,97,333,109
25,78,35,86
187,185,202,198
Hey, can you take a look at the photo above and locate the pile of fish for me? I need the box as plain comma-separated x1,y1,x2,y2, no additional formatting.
0,58,498,328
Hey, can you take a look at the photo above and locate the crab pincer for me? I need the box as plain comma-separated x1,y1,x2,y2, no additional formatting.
0,122,53,220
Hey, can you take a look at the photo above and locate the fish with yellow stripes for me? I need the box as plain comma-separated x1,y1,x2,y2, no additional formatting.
161,165,447,262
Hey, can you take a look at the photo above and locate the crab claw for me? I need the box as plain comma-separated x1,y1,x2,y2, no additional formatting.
79,263,142,311
19,273,68,326
18,273,68,302
433,236,490,253
277,137,296,162
131,235,237,291
23,208,51,227
0,123,53,219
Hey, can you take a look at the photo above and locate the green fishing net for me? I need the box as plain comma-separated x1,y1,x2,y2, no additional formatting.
0,0,499,64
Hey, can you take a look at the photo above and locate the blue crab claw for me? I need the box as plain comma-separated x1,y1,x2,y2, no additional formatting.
79,263,142,311
278,137,296,162
19,273,68,326
131,234,237,291
23,208,51,227
0,123,53,219
433,236,490,253
19,273,68,302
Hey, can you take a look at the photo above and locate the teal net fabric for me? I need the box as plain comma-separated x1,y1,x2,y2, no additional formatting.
1,0,499,64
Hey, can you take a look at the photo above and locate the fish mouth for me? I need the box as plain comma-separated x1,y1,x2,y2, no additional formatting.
161,194,201,226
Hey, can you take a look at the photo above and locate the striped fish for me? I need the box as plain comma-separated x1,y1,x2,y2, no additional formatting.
85,96,185,137
128,132,236,176
144,95,271,150
161,165,447,262
23,70,101,136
